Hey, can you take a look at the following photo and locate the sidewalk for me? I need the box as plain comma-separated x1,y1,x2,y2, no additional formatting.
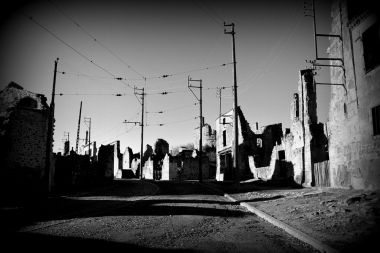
204,180,380,253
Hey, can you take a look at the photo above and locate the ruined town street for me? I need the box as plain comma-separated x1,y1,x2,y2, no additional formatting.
2,180,316,252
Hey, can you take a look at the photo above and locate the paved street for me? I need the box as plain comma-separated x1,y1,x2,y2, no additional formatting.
3,180,316,252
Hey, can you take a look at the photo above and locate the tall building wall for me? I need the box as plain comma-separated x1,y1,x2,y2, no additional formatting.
328,0,380,189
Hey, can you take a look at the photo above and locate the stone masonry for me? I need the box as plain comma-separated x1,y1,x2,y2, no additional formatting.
327,0,380,189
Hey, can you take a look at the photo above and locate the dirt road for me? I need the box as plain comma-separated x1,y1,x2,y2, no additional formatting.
3,180,316,252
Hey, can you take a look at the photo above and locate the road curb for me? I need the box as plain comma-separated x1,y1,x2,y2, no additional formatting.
200,183,339,253
226,193,339,253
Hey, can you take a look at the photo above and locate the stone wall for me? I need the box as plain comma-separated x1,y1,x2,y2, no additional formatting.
123,147,133,170
142,157,154,179
215,108,251,181
327,0,380,189
194,123,216,150
162,154,178,180
97,141,122,180
0,82,50,201
5,108,49,171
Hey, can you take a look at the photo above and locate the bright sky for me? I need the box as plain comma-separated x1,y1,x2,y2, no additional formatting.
0,0,332,154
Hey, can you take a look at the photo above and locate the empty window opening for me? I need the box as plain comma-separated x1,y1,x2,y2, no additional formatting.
372,105,380,136
363,22,380,72
294,93,299,119
256,138,263,148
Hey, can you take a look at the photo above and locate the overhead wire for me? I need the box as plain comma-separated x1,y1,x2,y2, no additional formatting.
57,70,143,81
144,62,233,80
191,0,224,28
21,12,134,90
146,103,198,114
239,0,303,92
147,117,197,127
47,0,145,80
55,92,134,96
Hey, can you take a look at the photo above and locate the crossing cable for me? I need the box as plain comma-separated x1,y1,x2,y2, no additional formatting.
21,12,134,89
55,92,134,96
55,61,232,84
47,0,145,79
191,0,224,28
97,111,140,144
145,62,233,80
239,0,303,91
146,103,198,114
145,86,232,96
57,70,143,81
146,117,197,127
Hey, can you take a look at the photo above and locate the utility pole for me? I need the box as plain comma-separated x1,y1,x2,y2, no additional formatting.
188,76,203,182
46,57,58,192
224,22,239,184
217,87,222,121
75,101,82,153
62,131,70,156
124,86,145,179
84,117,91,155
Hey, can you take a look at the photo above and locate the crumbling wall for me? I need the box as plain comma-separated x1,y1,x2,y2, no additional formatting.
5,108,49,171
161,154,178,180
97,144,114,180
122,147,133,170
327,1,380,189
215,107,254,181
154,139,169,159
286,69,320,186
194,123,216,150
0,82,50,201
143,157,153,179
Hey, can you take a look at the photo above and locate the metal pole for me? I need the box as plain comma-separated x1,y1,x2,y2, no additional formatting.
187,76,203,182
46,57,58,192
75,101,82,153
199,80,203,182
88,118,91,156
140,87,145,180
225,22,239,184
312,0,318,60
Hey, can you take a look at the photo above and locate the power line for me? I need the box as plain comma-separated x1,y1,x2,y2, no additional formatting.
146,103,198,114
22,12,134,90
147,117,197,127
57,70,143,81
145,62,233,80
145,86,231,96
191,0,224,28
55,92,134,96
47,0,145,79
56,61,232,83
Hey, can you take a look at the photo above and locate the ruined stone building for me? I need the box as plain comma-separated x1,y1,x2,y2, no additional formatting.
194,123,216,150
162,148,211,181
327,0,380,189
248,123,287,181
0,82,50,199
215,106,293,182
282,69,329,187
215,107,260,181
97,140,122,180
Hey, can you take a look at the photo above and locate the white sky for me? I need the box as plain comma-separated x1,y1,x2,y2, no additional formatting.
0,0,332,154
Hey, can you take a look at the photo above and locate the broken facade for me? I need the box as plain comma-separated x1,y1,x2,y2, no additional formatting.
327,0,380,189
162,149,212,181
194,123,216,150
0,82,51,200
97,140,122,180
215,107,259,181
283,69,329,186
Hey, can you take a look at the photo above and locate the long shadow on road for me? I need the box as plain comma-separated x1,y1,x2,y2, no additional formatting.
4,232,197,252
